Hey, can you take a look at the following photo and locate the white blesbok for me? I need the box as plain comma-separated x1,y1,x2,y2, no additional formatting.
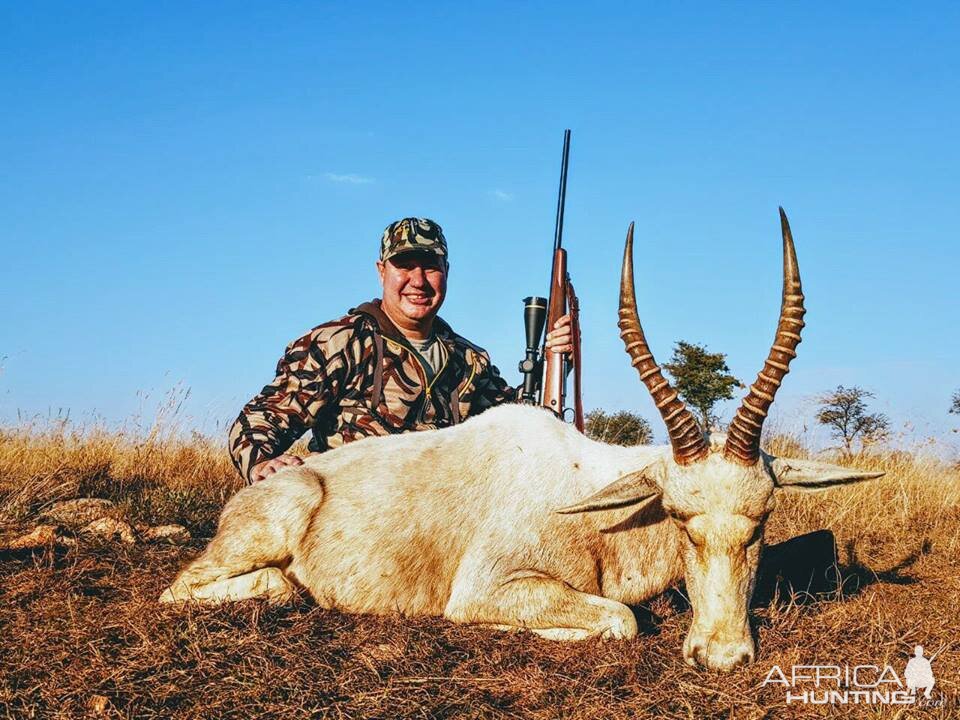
162,209,881,671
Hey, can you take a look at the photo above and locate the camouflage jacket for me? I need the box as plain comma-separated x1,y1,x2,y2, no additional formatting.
228,300,517,482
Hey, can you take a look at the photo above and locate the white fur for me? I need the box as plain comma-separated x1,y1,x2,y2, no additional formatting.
162,403,879,671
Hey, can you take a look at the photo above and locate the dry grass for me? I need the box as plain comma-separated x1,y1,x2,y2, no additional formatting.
1,423,958,718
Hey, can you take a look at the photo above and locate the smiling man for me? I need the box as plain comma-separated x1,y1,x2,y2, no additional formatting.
229,217,572,483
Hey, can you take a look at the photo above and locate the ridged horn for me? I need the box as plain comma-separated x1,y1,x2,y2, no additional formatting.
619,222,708,466
725,208,806,466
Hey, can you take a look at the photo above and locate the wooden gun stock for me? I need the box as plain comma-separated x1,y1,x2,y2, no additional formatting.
541,248,568,416
566,278,583,432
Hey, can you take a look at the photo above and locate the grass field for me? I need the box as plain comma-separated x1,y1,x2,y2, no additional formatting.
1,422,958,718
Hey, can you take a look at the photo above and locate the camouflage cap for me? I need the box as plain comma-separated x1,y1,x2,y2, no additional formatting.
380,218,448,264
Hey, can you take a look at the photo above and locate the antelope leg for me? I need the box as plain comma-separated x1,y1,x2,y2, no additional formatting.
446,577,638,641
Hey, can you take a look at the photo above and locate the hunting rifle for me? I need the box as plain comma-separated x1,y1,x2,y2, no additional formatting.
518,129,584,431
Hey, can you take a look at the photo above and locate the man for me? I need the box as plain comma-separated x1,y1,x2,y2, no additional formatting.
229,217,573,483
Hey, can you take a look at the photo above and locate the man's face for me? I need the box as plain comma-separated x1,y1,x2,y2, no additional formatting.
377,251,448,328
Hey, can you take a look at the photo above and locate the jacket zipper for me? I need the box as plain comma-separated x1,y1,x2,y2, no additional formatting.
385,337,449,423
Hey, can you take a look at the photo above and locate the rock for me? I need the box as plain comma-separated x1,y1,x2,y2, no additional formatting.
43,498,115,528
142,524,191,544
5,524,59,550
81,517,137,544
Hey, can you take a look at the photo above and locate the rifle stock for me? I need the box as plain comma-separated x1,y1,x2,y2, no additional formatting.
566,279,583,432
541,248,568,416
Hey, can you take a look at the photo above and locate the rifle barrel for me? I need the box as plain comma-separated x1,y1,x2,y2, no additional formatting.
553,129,571,253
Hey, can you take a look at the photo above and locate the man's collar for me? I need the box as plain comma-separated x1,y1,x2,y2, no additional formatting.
351,299,454,344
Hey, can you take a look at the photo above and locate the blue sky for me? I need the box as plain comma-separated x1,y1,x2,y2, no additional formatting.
2,2,958,448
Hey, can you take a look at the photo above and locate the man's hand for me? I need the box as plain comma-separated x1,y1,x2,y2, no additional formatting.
250,454,304,483
545,314,575,355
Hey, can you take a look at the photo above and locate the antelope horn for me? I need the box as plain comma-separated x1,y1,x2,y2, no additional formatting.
619,222,708,466
725,208,806,465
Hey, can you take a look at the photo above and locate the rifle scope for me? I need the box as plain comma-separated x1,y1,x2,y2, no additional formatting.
519,295,547,404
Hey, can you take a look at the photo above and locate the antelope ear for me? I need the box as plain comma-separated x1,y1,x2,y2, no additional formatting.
556,465,663,514
769,456,884,491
